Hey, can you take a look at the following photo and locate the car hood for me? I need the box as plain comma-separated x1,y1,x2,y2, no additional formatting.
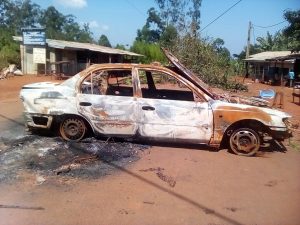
162,48,215,99
162,48,277,109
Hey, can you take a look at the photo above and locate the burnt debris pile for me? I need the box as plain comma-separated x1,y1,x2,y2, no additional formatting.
0,136,149,182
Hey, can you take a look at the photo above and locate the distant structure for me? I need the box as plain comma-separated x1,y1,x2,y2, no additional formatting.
13,36,142,76
244,51,300,85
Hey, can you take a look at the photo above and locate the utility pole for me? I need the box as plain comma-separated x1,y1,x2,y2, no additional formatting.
245,21,252,79
246,21,252,59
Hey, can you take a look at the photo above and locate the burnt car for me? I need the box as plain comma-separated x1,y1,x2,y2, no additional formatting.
20,49,292,156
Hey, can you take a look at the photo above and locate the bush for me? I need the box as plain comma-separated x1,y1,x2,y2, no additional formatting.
170,35,247,91
131,41,167,64
0,28,20,70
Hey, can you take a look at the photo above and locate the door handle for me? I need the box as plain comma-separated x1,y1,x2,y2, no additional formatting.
79,102,92,106
142,105,155,111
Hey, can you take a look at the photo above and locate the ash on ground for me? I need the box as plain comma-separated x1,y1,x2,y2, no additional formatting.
0,135,149,182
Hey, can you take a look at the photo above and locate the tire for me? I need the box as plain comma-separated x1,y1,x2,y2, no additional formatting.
59,117,86,141
229,128,260,156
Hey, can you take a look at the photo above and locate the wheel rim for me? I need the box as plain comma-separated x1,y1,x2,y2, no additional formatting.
230,129,259,155
60,118,86,141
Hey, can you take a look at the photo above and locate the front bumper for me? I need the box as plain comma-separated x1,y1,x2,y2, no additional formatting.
269,127,292,141
24,112,53,129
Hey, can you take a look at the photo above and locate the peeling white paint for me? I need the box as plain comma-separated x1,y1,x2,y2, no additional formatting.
20,62,292,147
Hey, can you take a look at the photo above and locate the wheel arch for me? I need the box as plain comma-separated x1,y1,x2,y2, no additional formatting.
53,113,95,135
220,119,269,148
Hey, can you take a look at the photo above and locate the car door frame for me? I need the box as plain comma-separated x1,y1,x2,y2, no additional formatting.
133,66,214,144
76,66,139,137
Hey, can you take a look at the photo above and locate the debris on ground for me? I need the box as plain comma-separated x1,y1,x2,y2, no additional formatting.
0,64,23,80
139,167,165,172
139,167,176,187
0,204,44,210
35,175,46,185
0,135,149,182
156,171,176,187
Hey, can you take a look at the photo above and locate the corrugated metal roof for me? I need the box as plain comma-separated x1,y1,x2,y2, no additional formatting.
243,51,291,62
13,36,142,57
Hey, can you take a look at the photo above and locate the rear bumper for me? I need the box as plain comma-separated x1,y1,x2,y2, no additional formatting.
24,112,53,129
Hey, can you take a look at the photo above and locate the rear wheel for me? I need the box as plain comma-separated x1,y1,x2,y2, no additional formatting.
59,117,86,141
229,128,260,156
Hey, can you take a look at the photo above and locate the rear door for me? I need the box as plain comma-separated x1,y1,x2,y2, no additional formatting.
77,68,138,136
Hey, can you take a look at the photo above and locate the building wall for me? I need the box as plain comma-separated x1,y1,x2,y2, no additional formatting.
19,43,133,76
249,61,294,83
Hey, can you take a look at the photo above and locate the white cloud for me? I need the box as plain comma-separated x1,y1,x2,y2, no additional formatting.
101,25,109,31
56,0,87,9
79,21,109,32
89,20,99,28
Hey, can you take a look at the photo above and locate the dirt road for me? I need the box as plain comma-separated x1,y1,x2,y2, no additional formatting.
0,76,300,225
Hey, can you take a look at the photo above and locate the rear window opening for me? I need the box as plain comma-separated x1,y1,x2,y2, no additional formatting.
81,69,133,97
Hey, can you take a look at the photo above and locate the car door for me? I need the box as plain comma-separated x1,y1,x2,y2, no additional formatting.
76,68,138,136
137,69,213,143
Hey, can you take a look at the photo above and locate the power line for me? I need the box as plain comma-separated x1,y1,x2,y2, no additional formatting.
124,0,144,16
253,20,286,28
200,0,243,32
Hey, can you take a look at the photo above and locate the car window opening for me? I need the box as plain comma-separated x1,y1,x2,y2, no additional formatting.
139,70,195,102
81,69,133,97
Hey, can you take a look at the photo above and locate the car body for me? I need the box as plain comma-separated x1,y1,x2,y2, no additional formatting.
20,49,292,156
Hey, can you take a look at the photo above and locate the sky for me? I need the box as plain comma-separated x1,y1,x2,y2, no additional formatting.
33,0,299,55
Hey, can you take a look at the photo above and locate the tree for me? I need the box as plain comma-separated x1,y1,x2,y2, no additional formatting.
39,6,67,39
136,8,164,43
78,23,93,43
212,38,230,61
0,1,95,70
160,24,178,47
188,0,202,37
256,32,274,51
39,6,93,42
256,31,291,51
233,44,261,60
154,0,202,35
130,41,166,63
0,0,41,34
283,9,300,50
115,44,126,50
98,34,111,47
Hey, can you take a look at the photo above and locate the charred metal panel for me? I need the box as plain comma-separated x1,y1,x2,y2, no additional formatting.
209,101,291,145
77,94,138,136
138,98,213,143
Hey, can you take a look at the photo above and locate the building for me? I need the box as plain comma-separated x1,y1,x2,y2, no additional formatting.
244,51,300,85
13,36,142,76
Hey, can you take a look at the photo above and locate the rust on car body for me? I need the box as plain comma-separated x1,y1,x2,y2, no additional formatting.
20,49,292,156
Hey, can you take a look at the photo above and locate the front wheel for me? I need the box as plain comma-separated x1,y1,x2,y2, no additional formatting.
59,117,86,141
229,128,260,156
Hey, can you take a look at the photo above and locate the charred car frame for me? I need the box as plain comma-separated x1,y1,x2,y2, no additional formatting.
20,49,292,156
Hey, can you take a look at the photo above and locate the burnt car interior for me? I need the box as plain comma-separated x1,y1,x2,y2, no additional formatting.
139,70,194,101
81,70,133,96
81,69,195,101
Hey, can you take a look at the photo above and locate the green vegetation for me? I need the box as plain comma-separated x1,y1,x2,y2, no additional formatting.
98,35,112,47
131,1,299,90
0,0,299,91
0,0,95,69
131,0,243,89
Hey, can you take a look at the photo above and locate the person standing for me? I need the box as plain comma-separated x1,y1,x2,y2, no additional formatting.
288,69,295,87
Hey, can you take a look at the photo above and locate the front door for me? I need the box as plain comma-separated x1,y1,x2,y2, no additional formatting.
137,69,213,143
